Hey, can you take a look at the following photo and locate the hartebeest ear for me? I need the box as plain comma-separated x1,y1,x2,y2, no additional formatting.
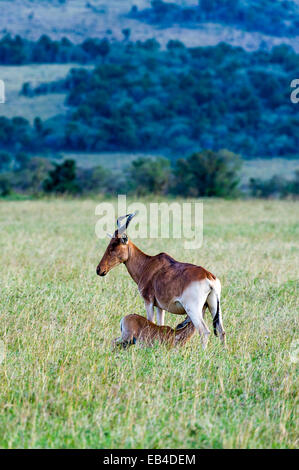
106,233,113,239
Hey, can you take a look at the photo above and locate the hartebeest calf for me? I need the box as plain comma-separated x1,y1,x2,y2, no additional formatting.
113,314,196,348
96,213,226,348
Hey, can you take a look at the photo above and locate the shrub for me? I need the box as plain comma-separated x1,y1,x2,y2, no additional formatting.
0,151,12,171
174,149,241,197
0,174,12,196
76,165,112,194
127,157,171,195
249,175,286,198
284,170,299,196
43,159,79,194
250,170,299,198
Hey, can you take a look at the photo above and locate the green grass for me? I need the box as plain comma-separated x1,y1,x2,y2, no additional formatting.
0,198,298,448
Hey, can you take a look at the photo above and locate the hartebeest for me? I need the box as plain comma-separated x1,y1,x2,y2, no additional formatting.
96,213,226,348
113,314,196,348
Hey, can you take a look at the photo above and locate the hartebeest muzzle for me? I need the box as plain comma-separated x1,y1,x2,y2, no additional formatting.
96,266,107,276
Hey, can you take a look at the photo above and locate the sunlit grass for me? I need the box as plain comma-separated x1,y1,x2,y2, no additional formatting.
0,198,298,448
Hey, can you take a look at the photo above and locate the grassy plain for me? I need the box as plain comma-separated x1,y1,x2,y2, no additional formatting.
0,198,298,448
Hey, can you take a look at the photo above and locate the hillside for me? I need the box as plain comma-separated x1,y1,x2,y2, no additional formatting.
0,0,298,52
130,1,299,39
1,40,298,159
0,1,298,174
0,64,82,121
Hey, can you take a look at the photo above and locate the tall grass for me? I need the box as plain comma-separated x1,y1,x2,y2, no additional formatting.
0,198,298,448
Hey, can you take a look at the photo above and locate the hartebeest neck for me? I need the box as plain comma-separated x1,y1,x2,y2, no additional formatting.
124,241,151,285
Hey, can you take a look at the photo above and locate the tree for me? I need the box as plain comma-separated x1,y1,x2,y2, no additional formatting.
43,159,79,194
27,157,53,194
200,0,218,14
167,40,185,51
21,82,34,97
76,165,112,193
127,157,171,195
122,28,131,42
0,174,12,196
286,170,299,196
34,117,43,134
174,149,241,197
249,170,299,198
15,152,30,170
249,175,285,198
98,39,110,63
0,151,12,171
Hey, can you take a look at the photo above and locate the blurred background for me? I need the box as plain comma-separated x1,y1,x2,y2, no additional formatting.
0,0,298,199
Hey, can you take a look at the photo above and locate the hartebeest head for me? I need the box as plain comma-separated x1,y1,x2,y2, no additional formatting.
96,212,137,277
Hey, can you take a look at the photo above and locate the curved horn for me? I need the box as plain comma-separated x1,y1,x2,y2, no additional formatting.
117,211,138,234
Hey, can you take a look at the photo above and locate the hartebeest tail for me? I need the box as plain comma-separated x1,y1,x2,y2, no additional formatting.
112,314,196,349
213,298,220,336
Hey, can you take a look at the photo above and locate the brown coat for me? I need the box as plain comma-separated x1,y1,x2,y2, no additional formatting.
97,226,226,348
113,313,196,348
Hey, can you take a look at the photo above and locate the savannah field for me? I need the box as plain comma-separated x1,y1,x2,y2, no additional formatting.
0,198,298,448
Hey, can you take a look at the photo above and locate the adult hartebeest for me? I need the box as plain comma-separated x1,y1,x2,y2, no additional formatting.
112,314,196,349
96,213,226,348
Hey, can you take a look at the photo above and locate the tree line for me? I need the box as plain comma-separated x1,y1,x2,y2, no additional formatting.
0,34,111,65
0,150,298,199
129,0,299,37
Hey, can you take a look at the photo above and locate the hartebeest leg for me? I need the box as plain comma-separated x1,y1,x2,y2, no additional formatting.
189,312,210,349
182,303,210,350
195,316,210,349
176,302,208,331
145,301,155,323
156,307,165,326
180,283,211,349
